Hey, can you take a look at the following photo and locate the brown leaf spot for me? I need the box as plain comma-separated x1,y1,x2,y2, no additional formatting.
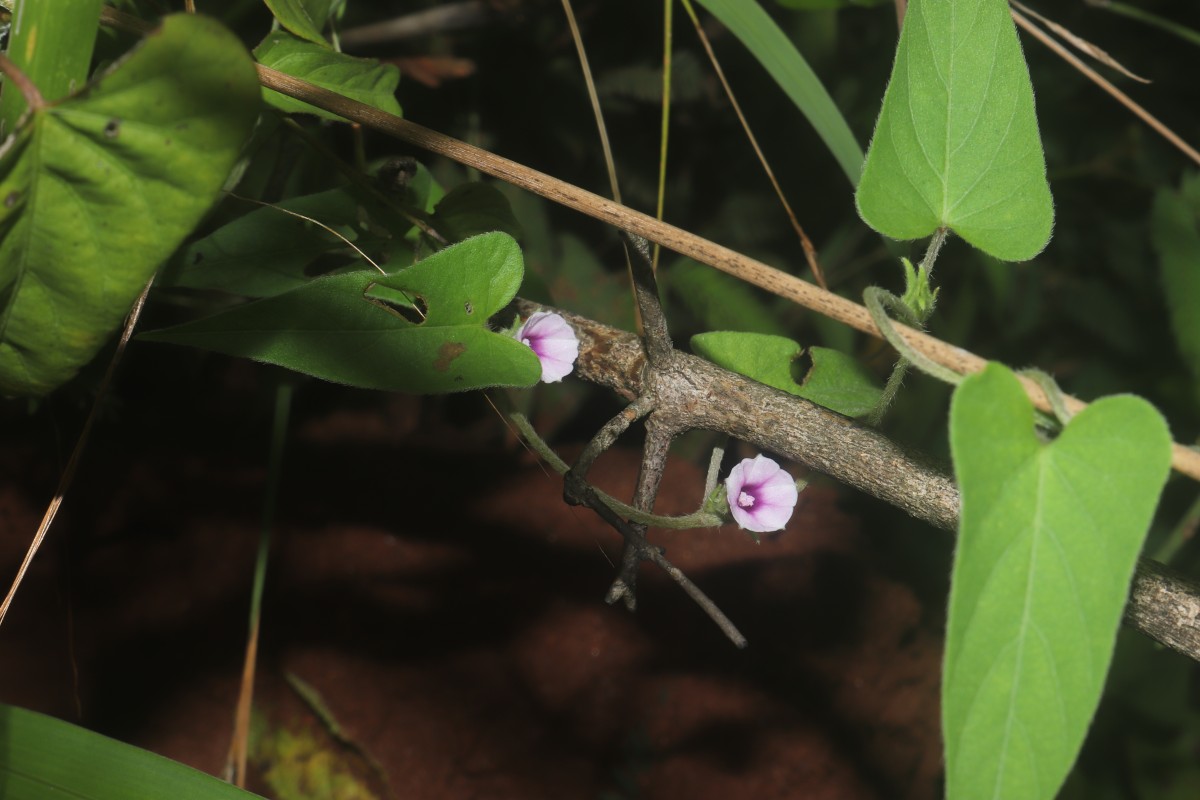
434,341,467,371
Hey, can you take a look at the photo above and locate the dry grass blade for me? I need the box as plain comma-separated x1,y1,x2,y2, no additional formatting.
560,0,622,205
1011,0,1150,83
1012,6,1200,166
0,280,155,627
248,61,1200,483
680,0,828,289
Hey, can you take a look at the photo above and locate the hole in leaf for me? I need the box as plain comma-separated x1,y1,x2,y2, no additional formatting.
364,283,427,324
790,349,814,387
103,118,120,138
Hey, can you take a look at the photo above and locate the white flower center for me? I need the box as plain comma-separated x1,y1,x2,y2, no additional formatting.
738,490,755,508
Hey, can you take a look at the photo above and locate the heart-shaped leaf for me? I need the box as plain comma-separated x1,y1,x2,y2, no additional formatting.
691,331,881,417
0,14,260,396
855,0,1054,261
946,363,1171,799
141,232,541,394
255,30,401,120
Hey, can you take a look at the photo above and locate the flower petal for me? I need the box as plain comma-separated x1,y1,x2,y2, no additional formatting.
516,311,579,383
724,454,798,533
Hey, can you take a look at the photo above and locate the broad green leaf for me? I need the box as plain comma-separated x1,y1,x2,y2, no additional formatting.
855,0,1054,261
1151,174,1200,401
0,14,260,396
262,0,329,46
255,31,401,120
691,331,882,417
0,0,104,134
693,0,864,185
665,259,788,337
946,363,1171,800
0,703,264,798
141,233,541,394
429,182,523,243
163,188,417,298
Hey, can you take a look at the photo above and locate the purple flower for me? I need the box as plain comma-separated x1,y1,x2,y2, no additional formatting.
517,311,579,383
724,455,798,533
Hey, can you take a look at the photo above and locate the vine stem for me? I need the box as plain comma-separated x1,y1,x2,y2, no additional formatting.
249,62,1200,483
511,413,725,530
94,0,1200,484
0,55,46,114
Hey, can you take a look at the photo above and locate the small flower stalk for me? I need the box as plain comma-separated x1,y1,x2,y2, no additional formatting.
515,311,579,383
722,455,800,533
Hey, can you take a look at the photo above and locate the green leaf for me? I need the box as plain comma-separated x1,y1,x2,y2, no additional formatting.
946,363,1171,800
665,258,788,337
141,232,541,394
163,188,411,298
255,30,401,120
691,331,882,417
855,0,1054,261
0,14,260,396
262,0,329,46
0,0,104,134
0,703,264,798
1151,174,1200,401
429,182,523,243
693,0,864,185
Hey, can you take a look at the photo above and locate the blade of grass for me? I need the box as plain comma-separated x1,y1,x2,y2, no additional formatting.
680,0,827,289
1011,0,1148,83
226,381,293,787
0,281,153,627
560,0,621,204
653,0,673,271
692,0,863,186
0,0,103,134
1012,6,1200,167
0,703,265,798
1086,0,1200,49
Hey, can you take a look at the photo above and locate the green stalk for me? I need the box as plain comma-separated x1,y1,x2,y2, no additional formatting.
229,381,294,786
653,0,673,270
1089,0,1200,48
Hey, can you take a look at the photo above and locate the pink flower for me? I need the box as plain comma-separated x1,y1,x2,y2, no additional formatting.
517,311,579,383
725,455,798,533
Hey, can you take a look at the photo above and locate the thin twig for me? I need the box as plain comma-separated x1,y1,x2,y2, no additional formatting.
0,54,46,113
680,0,828,289
519,298,1200,664
653,0,673,272
0,279,155,626
561,0,621,206
243,62,1200,483
1011,0,1149,83
1012,6,1200,167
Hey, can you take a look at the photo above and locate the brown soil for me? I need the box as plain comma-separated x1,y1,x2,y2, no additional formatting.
0,360,943,799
